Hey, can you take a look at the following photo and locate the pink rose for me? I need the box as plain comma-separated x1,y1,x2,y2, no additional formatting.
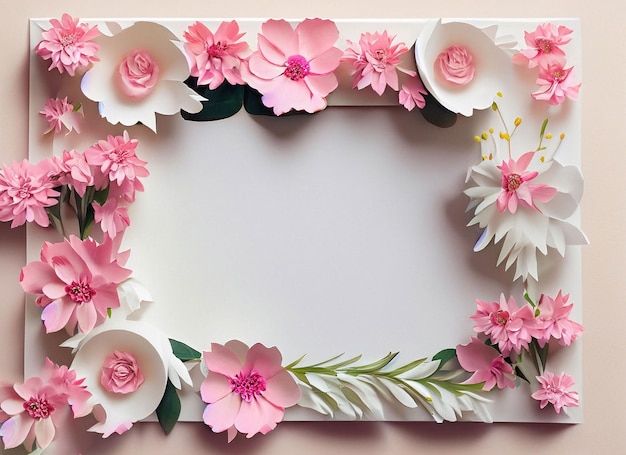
435,45,475,86
118,49,160,99
100,351,145,394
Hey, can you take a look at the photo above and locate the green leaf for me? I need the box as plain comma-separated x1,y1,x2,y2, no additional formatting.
420,93,457,128
169,338,201,361
156,380,180,435
181,78,244,121
432,348,456,371
346,352,397,374
539,118,549,138
106,307,112,318
386,357,427,376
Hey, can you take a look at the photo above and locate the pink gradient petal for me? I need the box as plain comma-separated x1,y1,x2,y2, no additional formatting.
260,20,299,58
41,300,75,333
256,34,288,67
248,53,285,80
308,48,344,75
456,338,494,372
234,398,282,437
200,373,232,404
246,344,285,378
34,417,56,449
295,19,339,61
75,301,97,333
263,370,301,408
203,344,244,377
203,393,241,432
0,415,33,449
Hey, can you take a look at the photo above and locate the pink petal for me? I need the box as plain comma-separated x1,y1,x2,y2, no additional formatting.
41,300,74,333
263,370,301,408
248,52,285,80
256,35,288,67
1,398,26,415
75,301,97,333
308,48,343,75
203,393,241,432
0,415,33,449
20,262,57,294
305,73,339,99
200,373,232,404
245,344,284,378
260,20,298,59
456,338,496,372
203,343,244,377
34,417,56,449
295,19,339,61
234,398,282,437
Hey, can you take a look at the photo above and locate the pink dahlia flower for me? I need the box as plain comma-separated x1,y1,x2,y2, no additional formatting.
39,97,82,135
93,199,131,239
398,77,427,111
497,151,557,214
531,371,579,413
513,23,573,69
35,14,100,76
531,291,583,347
243,19,343,115
20,235,132,334
200,340,301,442
532,62,581,106
45,149,93,198
183,21,250,89
456,337,516,391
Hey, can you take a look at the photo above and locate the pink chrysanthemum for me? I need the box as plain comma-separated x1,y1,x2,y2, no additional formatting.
398,77,427,111
93,198,131,239
531,371,579,413
183,21,250,89
532,62,581,106
35,14,100,76
39,97,82,135
513,23,573,69
531,291,583,347
44,149,93,198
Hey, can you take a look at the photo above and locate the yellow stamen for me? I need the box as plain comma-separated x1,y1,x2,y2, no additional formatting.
514,117,522,127
560,133,565,140
481,132,488,140
496,92,503,97
474,135,482,143
489,127,494,134
545,134,552,139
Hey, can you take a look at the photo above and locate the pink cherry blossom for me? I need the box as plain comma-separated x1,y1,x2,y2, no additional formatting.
35,14,100,76
20,235,132,334
532,62,581,106
117,49,160,99
242,19,343,115
398,76,427,111
45,149,94,197
470,294,536,356
200,340,301,442
0,159,60,228
342,31,415,96
531,291,583,347
531,371,579,413
40,97,82,135
93,199,130,239
513,23,573,69
435,45,475,86
100,351,145,394
183,21,250,89
497,151,557,214
456,337,516,391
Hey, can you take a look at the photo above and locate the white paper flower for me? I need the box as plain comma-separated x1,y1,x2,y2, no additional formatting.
81,21,203,132
465,144,588,281
415,20,512,116
67,320,192,437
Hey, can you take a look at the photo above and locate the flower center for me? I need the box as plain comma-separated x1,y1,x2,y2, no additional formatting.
283,55,310,81
535,38,553,54
490,309,510,326
60,33,76,50
65,280,96,303
552,70,564,82
207,41,227,58
373,48,388,70
505,174,522,191
108,149,130,164
545,385,564,395
229,371,267,402
23,396,55,419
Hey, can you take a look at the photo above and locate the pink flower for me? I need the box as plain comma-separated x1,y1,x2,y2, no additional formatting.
84,131,148,199
456,337,516,391
20,235,132,334
35,14,100,76
513,23,573,69
40,97,82,135
531,371,579,413
43,359,92,418
93,199,130,239
243,19,343,115
342,31,415,96
45,150,93,197
200,340,301,442
531,291,583,347
470,294,536,356
532,62,581,106
0,159,60,228
497,151,557,214
117,49,160,99
435,45,475,86
398,77,427,111
100,351,145,394
183,21,250,89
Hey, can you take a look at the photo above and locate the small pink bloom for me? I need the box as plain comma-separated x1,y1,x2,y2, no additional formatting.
513,23,573,69
532,62,581,106
471,294,536,356
531,371,579,413
243,19,343,115
43,359,92,418
35,14,100,76
435,45,475,86
45,150,94,197
20,235,132,334
398,76,427,111
531,291,583,347
0,159,60,228
40,97,82,135
117,49,160,99
200,340,301,442
183,21,250,89
342,31,415,96
496,151,557,214
93,199,130,239
456,337,516,391
100,351,145,394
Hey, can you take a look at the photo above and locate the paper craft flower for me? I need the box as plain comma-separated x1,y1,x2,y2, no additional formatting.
81,21,203,132
46,149,93,197
183,21,250,89
40,97,83,135
415,20,511,116
0,159,60,228
68,320,192,437
531,62,581,106
456,337,516,391
398,76,427,111
20,235,132,334
200,340,301,442
93,199,131,239
530,291,583,347
242,19,343,115
35,14,100,76
512,23,573,69
531,371,579,413
0,359,90,451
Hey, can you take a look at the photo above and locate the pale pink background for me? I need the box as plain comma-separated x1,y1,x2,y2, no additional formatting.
1,0,624,454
